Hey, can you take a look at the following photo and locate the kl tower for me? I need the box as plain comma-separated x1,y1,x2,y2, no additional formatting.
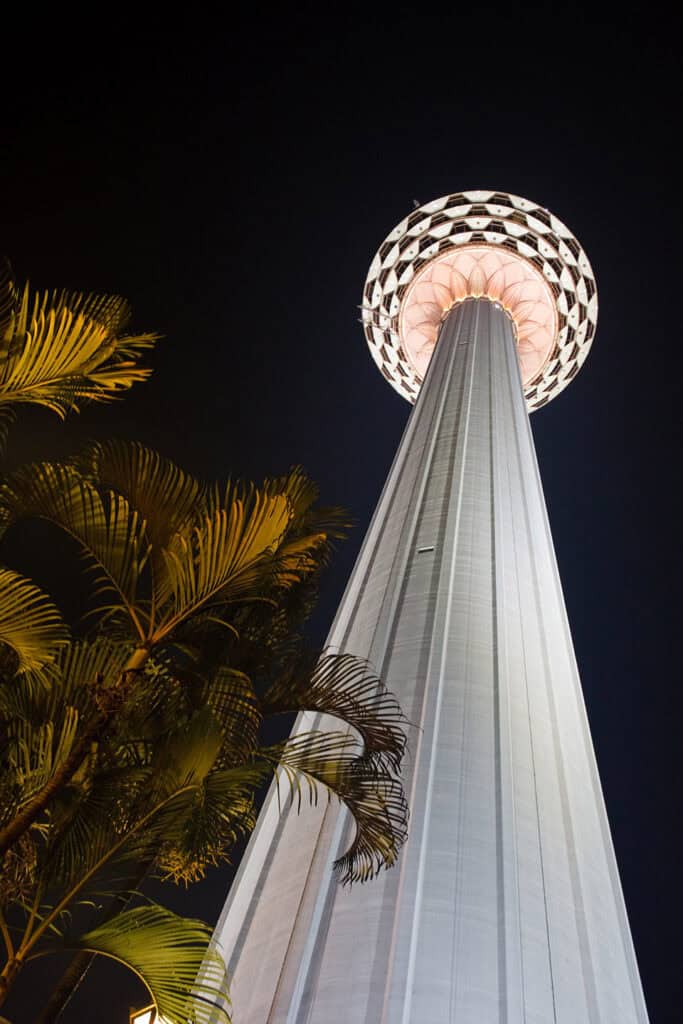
210,192,649,1023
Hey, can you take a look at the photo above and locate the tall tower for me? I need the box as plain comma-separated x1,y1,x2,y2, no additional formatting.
211,192,649,1023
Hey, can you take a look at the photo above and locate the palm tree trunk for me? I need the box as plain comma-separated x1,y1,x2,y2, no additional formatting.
34,951,95,1024
0,726,103,860
0,956,22,1009
35,850,153,1021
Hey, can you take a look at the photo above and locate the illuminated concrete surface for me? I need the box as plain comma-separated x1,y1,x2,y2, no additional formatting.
209,196,648,1023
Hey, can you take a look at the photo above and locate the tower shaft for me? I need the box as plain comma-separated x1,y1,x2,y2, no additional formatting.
213,299,648,1023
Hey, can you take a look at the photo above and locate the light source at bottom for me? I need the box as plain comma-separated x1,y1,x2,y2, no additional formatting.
129,1006,158,1024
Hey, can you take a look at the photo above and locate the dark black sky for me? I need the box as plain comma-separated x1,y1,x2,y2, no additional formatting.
2,8,681,1022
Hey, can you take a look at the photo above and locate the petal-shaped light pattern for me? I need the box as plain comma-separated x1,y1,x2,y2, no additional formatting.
399,246,557,386
361,190,598,410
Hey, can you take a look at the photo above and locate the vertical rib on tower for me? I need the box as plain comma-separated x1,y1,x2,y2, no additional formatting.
211,299,648,1023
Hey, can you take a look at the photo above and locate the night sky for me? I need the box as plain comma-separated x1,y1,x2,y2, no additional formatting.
2,9,681,1023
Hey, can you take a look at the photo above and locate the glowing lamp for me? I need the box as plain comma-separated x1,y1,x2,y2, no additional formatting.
129,1006,155,1024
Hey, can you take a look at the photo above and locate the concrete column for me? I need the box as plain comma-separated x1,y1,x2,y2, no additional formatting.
210,299,649,1024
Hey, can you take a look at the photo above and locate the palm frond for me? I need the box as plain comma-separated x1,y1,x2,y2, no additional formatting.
0,828,38,905
37,714,224,892
265,730,409,884
153,490,293,639
302,503,352,540
86,712,226,875
42,765,152,887
3,710,80,813
272,532,330,587
329,759,409,886
263,467,350,538
152,707,224,790
0,638,133,744
263,653,407,773
261,466,320,519
0,258,19,343
155,763,269,885
43,711,262,890
259,469,349,580
0,405,15,457
56,637,134,707
169,609,240,652
0,566,68,673
0,281,158,416
110,663,191,761
80,440,204,549
257,471,350,591
200,667,261,768
46,289,133,334
60,904,230,1024
0,463,150,632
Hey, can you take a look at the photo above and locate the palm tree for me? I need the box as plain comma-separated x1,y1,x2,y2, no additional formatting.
0,445,408,1022
0,263,408,1022
0,257,158,862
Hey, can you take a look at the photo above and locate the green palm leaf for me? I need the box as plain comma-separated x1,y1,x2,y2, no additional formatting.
3,711,80,818
227,468,349,585
153,490,293,639
55,637,134,707
35,717,223,897
260,466,320,519
42,764,152,887
0,406,15,457
155,763,269,885
272,531,330,587
0,272,158,416
262,466,350,546
81,441,204,551
266,730,409,884
0,638,134,749
263,653,407,773
0,258,19,340
152,707,224,790
44,289,134,335
53,709,224,881
0,463,150,634
62,905,230,1024
0,566,68,673
199,667,261,768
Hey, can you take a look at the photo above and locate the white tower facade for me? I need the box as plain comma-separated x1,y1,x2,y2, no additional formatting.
210,193,649,1023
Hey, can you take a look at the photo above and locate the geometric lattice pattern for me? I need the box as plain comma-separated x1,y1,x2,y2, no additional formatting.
362,190,598,410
